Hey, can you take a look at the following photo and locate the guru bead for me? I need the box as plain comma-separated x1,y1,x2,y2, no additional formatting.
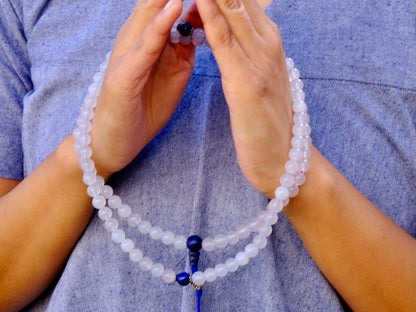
177,22,193,37
187,235,202,252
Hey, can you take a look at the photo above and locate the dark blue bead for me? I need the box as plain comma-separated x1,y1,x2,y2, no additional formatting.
187,235,202,252
176,272,190,286
177,22,193,37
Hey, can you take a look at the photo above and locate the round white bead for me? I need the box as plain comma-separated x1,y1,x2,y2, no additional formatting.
111,229,125,244
149,226,163,240
226,231,240,245
293,101,308,113
274,186,289,201
258,225,273,237
161,231,175,245
118,204,132,218
104,218,119,232
202,237,215,252
139,257,153,271
236,225,250,239
127,214,141,227
121,239,135,253
191,271,206,286
225,257,239,273
235,251,249,266
92,195,106,209
151,263,164,277
162,269,176,284
138,221,152,234
170,29,180,43
214,234,228,249
253,235,267,249
280,173,295,188
267,199,283,214
192,28,206,46
285,160,299,175
214,263,228,278
100,185,113,199
173,235,187,250
204,268,218,283
87,184,101,197
245,243,259,258
98,207,112,221
108,195,122,209
129,249,143,262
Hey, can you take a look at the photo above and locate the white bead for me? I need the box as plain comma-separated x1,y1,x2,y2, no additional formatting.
244,243,259,258
258,225,272,237
214,234,228,249
204,268,218,283
290,78,304,91
274,186,289,201
285,160,299,175
78,146,92,158
226,231,240,245
299,160,310,173
139,257,153,271
236,225,250,239
267,199,283,214
292,123,311,137
162,269,176,284
285,57,294,69
149,226,163,240
100,185,113,199
225,257,239,273
293,101,308,113
83,172,97,186
293,89,305,102
121,239,135,253
111,229,125,244
215,263,228,278
78,158,94,172
202,237,215,252
108,195,122,209
129,249,143,262
280,173,295,188
253,235,267,249
173,236,187,250
127,214,141,227
170,29,180,43
192,28,205,46
247,218,262,232
294,112,310,124
92,195,106,209
87,184,101,197
104,218,119,232
294,172,306,186
161,231,175,245
288,185,299,198
191,271,206,286
288,67,300,81
235,251,249,266
118,204,132,218
138,221,152,234
98,207,112,221
304,147,312,160
151,263,164,277
263,211,278,226
180,35,192,45
289,148,304,161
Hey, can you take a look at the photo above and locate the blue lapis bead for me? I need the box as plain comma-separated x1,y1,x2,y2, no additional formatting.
176,272,190,286
187,235,202,252
177,22,193,37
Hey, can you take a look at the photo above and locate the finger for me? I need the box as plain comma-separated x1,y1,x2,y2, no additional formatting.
112,0,182,58
107,0,183,95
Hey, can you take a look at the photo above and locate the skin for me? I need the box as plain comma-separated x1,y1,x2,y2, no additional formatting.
0,0,414,311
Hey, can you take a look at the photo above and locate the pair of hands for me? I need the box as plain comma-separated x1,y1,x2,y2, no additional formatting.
90,0,294,198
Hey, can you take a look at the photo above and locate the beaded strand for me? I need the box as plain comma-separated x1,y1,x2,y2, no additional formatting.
73,39,311,290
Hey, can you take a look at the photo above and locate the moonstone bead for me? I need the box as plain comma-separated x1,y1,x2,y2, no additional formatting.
225,257,239,273
280,173,295,188
226,231,240,245
151,263,165,277
111,229,125,244
82,172,97,187
215,263,228,278
92,195,106,209
98,207,112,221
236,225,250,239
258,225,273,237
170,29,180,43
285,160,299,175
294,111,310,124
267,199,283,214
87,184,101,197
162,269,176,284
139,257,153,271
244,243,259,258
161,231,175,245
191,271,206,286
235,251,249,266
274,186,289,201
214,234,228,249
294,172,306,186
289,148,304,161
149,226,163,240
129,249,143,262
121,238,135,253
127,213,141,227
104,218,119,232
100,185,113,199
118,204,132,218
293,101,308,113
138,221,152,234
204,268,217,282
202,237,215,252
108,195,122,209
288,185,299,198
192,28,205,46
173,235,187,250
253,235,267,249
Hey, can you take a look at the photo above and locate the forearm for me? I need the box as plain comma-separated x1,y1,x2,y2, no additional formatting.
284,146,416,312
0,135,93,311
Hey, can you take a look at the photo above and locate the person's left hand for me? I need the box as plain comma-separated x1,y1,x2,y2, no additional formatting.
195,0,294,198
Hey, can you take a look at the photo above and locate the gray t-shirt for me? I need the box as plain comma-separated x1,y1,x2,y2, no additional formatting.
0,0,415,311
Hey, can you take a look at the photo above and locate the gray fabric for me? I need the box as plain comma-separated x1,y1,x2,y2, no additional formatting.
0,0,415,310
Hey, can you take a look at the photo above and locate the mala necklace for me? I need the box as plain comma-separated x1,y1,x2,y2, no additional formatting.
73,23,311,311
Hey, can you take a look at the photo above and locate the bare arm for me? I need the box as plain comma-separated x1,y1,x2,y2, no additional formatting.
285,147,416,312
0,135,93,311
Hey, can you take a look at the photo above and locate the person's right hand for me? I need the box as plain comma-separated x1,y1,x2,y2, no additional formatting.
89,0,196,178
